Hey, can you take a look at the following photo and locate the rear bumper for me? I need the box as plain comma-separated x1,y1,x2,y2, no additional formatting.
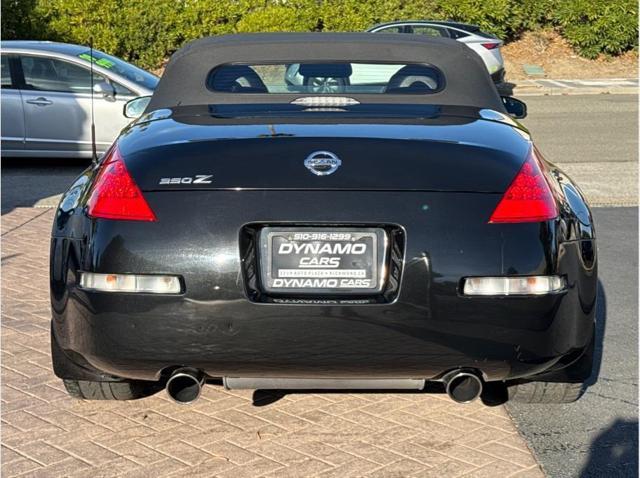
53,267,595,383
51,305,593,383
491,68,506,84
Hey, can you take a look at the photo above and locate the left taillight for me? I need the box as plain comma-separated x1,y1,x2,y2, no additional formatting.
87,146,157,222
481,42,501,50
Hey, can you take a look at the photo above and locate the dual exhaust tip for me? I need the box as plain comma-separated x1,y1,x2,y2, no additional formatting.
165,368,484,405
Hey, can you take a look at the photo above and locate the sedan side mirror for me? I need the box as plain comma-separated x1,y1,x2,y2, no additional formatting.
93,81,116,100
501,96,527,119
123,96,151,119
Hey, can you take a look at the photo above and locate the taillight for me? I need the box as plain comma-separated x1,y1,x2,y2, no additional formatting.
481,42,500,50
87,146,157,222
489,148,558,223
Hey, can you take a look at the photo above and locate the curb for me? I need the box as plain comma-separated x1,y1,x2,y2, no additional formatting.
589,199,638,207
505,78,639,97
512,86,638,96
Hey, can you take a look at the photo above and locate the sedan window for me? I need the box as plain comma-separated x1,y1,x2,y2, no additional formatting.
447,29,470,39
78,50,159,91
112,81,135,96
375,26,404,33
409,26,450,38
1,55,12,88
19,56,106,93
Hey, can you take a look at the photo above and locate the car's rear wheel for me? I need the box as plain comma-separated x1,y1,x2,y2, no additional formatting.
508,381,584,403
63,379,161,401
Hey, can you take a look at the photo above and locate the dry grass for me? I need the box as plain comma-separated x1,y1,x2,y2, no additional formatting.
503,29,638,80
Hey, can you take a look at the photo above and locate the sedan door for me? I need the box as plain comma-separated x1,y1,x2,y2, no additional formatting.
1,55,25,153
17,54,128,157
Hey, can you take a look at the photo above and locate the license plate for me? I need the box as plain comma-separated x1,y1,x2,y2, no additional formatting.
259,227,387,295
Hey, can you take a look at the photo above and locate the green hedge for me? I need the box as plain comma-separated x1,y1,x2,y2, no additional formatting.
2,0,637,70
553,0,638,58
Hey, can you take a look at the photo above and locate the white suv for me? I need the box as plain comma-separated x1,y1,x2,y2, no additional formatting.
367,21,505,84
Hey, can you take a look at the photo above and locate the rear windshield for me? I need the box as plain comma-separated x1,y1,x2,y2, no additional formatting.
207,62,444,95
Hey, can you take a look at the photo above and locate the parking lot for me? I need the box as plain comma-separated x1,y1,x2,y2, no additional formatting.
2,94,638,477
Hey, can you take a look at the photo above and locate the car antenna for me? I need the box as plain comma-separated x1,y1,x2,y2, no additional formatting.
89,37,98,164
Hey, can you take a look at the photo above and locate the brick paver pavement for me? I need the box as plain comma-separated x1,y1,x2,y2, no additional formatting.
1,208,545,477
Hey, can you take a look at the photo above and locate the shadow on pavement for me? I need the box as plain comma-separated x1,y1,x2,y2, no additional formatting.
580,418,639,477
1,157,89,215
587,279,606,388
579,279,637,477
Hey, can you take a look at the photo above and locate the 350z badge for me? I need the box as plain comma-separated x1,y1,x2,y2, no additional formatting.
159,175,213,185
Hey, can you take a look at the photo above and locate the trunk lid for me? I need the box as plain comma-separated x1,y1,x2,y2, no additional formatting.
119,108,530,193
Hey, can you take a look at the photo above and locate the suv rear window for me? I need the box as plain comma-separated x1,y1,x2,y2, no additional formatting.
207,62,444,95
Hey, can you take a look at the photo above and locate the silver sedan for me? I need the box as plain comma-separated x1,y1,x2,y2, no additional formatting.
2,41,157,158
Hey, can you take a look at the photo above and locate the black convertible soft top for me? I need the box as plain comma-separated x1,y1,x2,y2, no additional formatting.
147,33,505,112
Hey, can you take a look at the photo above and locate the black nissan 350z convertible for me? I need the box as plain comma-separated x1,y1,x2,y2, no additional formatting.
50,33,597,405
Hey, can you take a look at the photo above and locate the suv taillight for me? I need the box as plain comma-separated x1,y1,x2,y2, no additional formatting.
481,42,500,50
87,146,156,222
489,148,558,223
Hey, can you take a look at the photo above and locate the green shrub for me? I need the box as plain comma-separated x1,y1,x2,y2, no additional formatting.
119,0,184,68
437,0,511,38
435,0,556,40
179,0,248,41
553,0,638,58
33,0,121,56
236,3,320,32
509,0,555,33
319,0,441,32
1,0,41,39
32,0,184,69
1,0,637,69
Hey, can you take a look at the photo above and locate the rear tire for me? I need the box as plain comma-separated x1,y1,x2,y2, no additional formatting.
508,381,584,403
63,379,160,401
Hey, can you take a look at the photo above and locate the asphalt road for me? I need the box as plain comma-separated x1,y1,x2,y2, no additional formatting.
1,94,638,477
520,94,638,164
518,95,638,206
508,207,639,478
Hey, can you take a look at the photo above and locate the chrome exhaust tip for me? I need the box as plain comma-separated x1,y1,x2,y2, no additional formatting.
166,368,204,404
444,370,483,404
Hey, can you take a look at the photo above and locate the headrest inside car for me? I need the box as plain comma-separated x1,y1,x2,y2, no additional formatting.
385,65,441,93
298,63,353,78
209,65,268,93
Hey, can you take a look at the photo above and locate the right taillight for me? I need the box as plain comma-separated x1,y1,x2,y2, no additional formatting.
87,146,157,222
489,148,558,223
